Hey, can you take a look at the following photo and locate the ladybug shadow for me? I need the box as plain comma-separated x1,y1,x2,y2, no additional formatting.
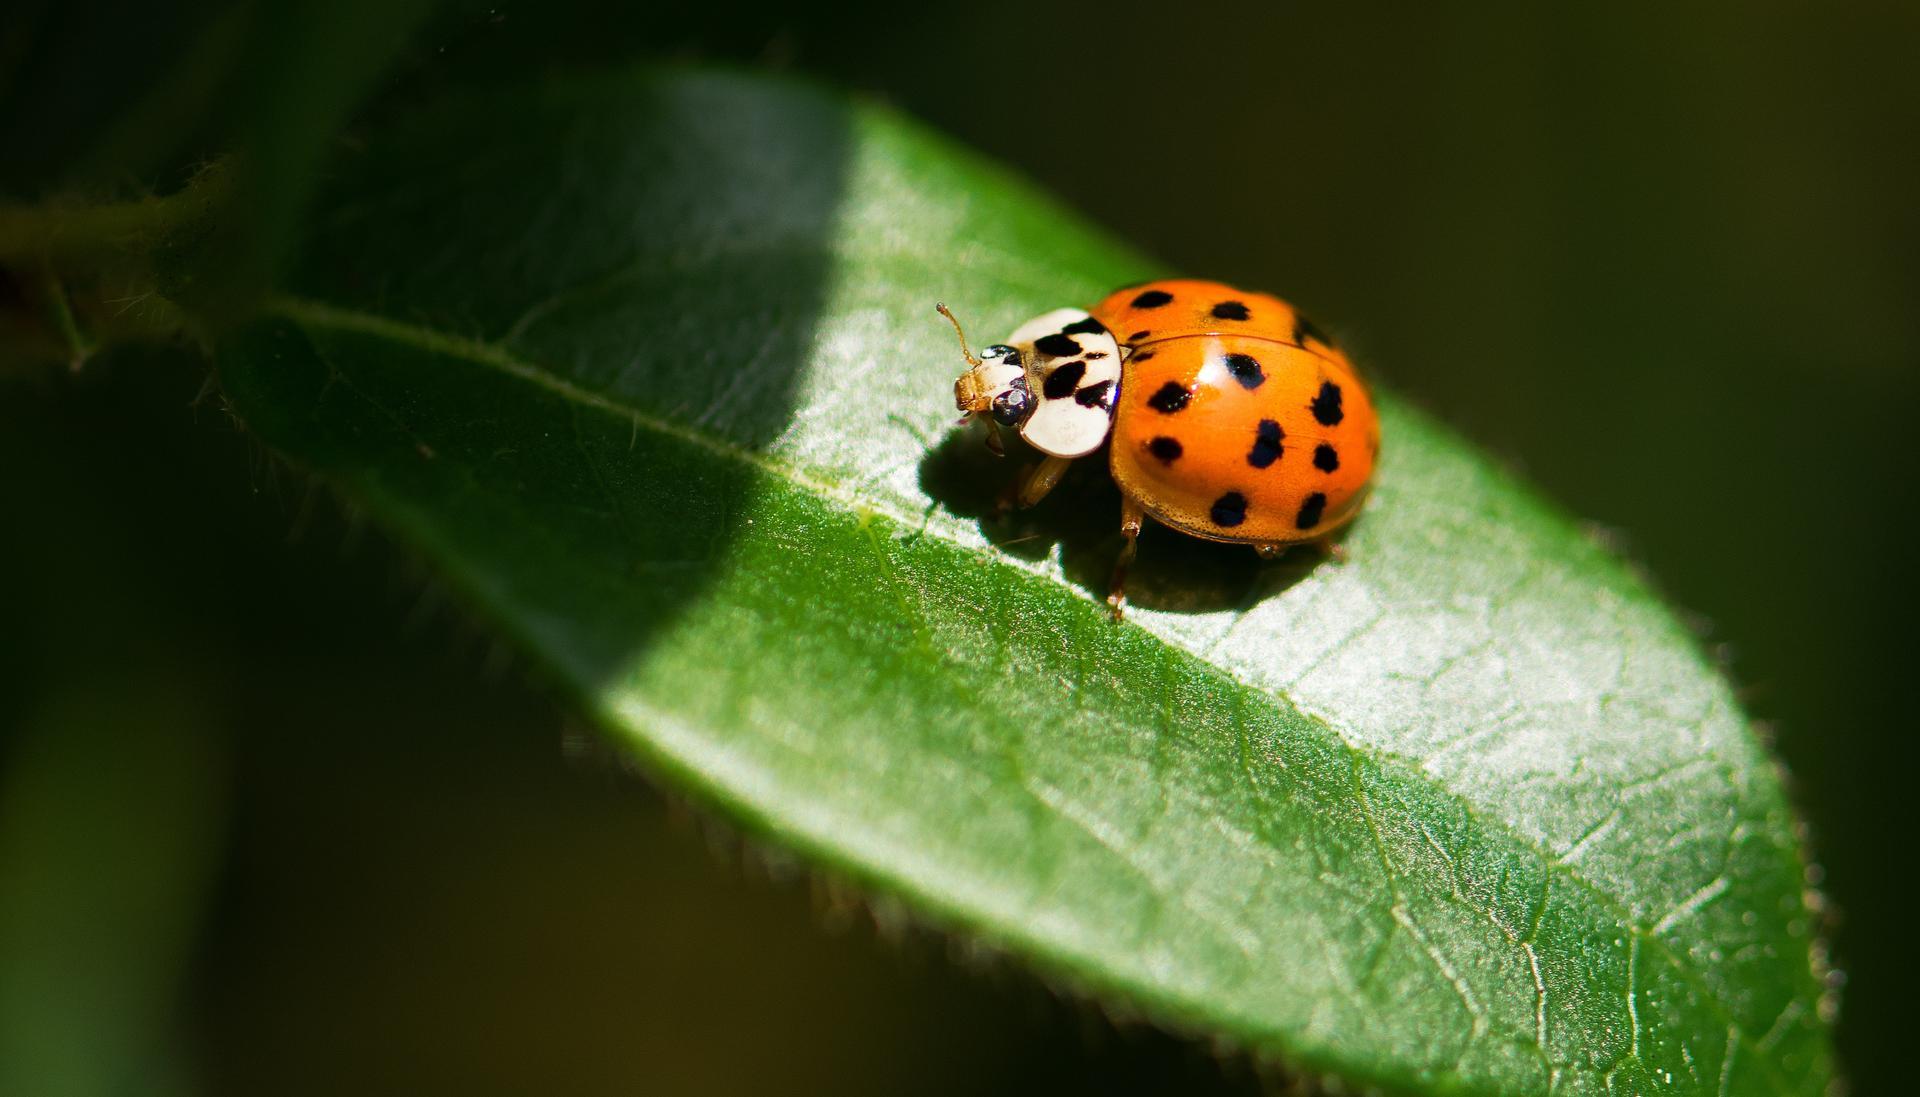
917,426,1330,615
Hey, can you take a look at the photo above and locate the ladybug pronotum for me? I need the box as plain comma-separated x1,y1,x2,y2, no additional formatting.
944,279,1380,614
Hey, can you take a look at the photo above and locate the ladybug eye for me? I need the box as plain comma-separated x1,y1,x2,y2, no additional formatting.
985,344,1020,361
991,382,1033,426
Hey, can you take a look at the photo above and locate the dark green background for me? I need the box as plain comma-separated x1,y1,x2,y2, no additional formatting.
2,2,1910,1093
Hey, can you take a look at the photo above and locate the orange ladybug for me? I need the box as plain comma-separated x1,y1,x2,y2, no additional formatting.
944,279,1379,613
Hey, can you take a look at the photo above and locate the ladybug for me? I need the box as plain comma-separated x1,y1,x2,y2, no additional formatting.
943,279,1379,613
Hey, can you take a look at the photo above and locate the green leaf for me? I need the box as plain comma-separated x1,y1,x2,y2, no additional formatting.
0,672,225,1097
215,69,1832,1095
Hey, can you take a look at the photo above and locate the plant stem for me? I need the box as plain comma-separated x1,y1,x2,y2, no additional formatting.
38,271,90,370
0,158,232,269
0,159,233,369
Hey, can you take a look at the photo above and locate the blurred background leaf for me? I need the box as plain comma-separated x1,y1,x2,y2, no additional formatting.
1,2,1911,1094
0,391,228,1097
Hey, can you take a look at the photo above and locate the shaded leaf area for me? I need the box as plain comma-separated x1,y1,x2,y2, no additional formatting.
0,376,232,1097
218,71,1830,1095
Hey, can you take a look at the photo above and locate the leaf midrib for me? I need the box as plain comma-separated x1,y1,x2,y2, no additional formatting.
260,293,1796,1094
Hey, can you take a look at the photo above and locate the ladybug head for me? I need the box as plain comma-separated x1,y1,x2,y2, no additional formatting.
940,304,1034,454
952,346,1029,416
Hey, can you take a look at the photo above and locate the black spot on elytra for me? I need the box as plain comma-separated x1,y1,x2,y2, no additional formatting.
1146,436,1183,464
1222,352,1265,389
1248,419,1284,468
1295,492,1327,529
1310,380,1344,426
1131,289,1174,309
1062,315,1107,336
1074,380,1115,409
1042,359,1087,399
1210,491,1249,528
1293,314,1333,347
1034,333,1082,358
1127,330,1152,342
1211,300,1250,321
1130,349,1156,363
1147,381,1192,413
1313,443,1340,472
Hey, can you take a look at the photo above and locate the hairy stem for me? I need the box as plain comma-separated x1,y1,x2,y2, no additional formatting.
0,159,233,369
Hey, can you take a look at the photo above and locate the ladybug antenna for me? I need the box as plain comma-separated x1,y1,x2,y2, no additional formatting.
935,302,982,367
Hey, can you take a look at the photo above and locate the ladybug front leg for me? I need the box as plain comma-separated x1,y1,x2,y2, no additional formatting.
1106,497,1146,620
1016,455,1074,508
992,455,1073,517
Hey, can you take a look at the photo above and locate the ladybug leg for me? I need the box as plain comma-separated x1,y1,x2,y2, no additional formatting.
1254,543,1288,560
992,455,1072,518
982,420,1005,457
1313,535,1349,563
1017,456,1073,507
1107,498,1147,620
